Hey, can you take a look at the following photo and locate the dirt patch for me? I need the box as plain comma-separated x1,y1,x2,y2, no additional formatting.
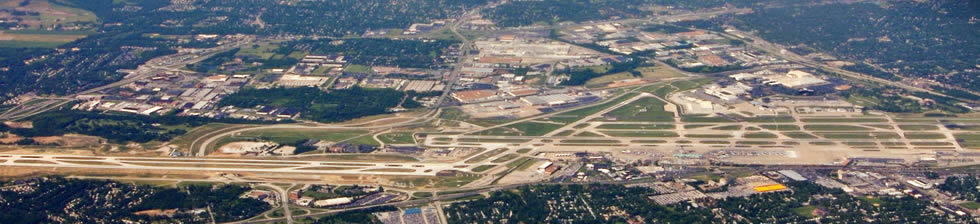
60,161,121,166
0,134,24,144
3,121,33,128
0,32,87,42
363,168,416,173
294,166,360,171
133,209,178,217
32,135,103,147
12,160,56,164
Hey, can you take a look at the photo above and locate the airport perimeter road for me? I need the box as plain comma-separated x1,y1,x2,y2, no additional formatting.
191,109,442,157
0,154,469,176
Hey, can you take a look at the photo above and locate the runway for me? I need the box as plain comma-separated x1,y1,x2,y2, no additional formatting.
0,154,471,176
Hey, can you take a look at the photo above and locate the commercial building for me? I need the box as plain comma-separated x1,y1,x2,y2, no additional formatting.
313,197,353,207
753,184,788,193
778,170,808,181
452,89,498,103
537,161,559,175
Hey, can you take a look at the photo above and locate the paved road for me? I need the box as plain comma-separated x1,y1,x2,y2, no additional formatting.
258,183,293,224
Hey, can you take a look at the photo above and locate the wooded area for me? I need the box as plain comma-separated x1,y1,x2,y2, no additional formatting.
218,87,416,123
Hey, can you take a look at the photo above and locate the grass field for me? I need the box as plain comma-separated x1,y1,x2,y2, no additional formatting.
457,138,530,143
471,165,496,172
670,78,715,90
604,97,673,122
783,132,818,139
412,192,433,198
574,131,604,137
0,33,87,48
817,132,901,140
476,122,563,136
801,118,888,123
685,134,733,138
684,124,713,129
635,65,685,79
553,130,575,136
639,85,677,98
760,125,800,131
743,132,779,139
344,64,372,73
844,142,876,146
378,132,415,144
236,42,282,60
559,92,641,119
631,140,667,143
544,116,580,124
0,0,97,30
792,206,818,218
344,135,380,146
235,129,368,144
902,132,947,139
583,65,684,87
491,153,520,163
601,131,678,137
596,124,675,129
504,157,533,170
866,124,893,129
712,125,742,130
465,148,509,164
909,142,952,146
954,133,980,148
741,116,796,123
960,202,980,210
583,72,637,87
682,116,734,123
169,123,239,149
947,125,980,131
897,125,939,131
804,125,871,131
